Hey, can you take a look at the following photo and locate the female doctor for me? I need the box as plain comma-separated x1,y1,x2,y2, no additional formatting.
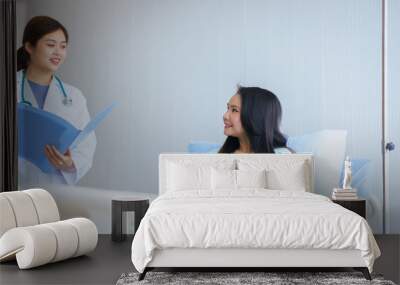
17,16,96,187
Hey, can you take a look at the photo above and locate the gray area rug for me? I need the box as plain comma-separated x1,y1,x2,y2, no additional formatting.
116,271,396,285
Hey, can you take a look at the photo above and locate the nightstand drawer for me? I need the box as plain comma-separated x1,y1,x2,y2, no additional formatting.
332,199,366,218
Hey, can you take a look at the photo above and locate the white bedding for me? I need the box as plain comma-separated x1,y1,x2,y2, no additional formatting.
131,189,380,273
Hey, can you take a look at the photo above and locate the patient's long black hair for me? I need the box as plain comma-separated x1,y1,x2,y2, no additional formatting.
219,86,287,153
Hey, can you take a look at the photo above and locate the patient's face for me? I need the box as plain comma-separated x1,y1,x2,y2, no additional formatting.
223,94,244,138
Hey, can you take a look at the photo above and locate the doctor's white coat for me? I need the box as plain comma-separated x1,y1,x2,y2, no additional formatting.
17,70,97,187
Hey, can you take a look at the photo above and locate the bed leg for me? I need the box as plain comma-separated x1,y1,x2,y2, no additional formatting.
354,267,371,280
138,268,148,281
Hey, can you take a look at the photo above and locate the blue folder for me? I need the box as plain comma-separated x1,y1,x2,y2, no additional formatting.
18,102,116,174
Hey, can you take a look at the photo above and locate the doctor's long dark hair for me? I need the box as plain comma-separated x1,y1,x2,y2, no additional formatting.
219,86,287,153
17,16,69,71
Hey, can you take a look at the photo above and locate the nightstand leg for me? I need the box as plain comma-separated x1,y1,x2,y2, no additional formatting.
112,202,123,241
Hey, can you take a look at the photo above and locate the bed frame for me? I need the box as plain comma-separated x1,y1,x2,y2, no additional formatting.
138,154,372,281
140,248,371,280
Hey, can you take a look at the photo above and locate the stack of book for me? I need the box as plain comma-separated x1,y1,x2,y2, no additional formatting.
332,188,358,200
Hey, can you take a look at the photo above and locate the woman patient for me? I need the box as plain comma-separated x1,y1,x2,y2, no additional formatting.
219,86,292,154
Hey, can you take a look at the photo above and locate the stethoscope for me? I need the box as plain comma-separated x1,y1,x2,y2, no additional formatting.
20,70,73,107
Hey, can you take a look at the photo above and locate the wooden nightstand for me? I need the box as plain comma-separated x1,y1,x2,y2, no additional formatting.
332,199,366,218
112,197,149,242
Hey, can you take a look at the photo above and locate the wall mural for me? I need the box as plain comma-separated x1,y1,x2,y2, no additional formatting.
16,0,398,234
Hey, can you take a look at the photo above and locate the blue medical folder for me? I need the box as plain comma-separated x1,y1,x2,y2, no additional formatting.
18,102,115,174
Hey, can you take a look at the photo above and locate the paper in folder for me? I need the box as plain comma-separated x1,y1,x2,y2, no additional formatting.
18,102,116,174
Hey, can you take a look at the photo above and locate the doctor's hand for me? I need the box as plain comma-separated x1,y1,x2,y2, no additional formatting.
45,145,76,172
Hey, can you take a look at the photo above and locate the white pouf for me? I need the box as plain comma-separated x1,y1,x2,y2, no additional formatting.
0,189,98,269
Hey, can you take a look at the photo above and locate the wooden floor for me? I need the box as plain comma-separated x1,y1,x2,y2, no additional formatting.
0,235,398,285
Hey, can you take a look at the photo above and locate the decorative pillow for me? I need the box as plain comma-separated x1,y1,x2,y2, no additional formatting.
236,169,267,188
266,162,307,191
237,158,309,191
166,162,211,191
211,168,236,190
211,168,268,190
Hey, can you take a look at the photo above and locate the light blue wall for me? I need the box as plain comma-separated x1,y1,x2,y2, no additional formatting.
19,0,384,232
242,0,383,233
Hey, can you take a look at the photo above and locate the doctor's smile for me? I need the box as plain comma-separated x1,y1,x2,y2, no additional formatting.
50,57,61,66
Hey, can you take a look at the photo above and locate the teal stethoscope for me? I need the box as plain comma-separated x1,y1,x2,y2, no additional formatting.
20,70,72,107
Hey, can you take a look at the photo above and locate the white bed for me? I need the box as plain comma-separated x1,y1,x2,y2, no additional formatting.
131,154,380,280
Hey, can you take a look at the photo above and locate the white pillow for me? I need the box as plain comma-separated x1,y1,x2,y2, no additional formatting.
211,168,236,190
166,162,211,191
237,158,309,191
266,162,307,191
237,169,267,188
211,169,268,190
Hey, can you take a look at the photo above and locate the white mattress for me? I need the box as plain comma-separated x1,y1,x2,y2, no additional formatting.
131,190,380,273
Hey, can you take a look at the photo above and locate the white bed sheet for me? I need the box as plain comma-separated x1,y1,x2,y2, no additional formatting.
131,189,380,273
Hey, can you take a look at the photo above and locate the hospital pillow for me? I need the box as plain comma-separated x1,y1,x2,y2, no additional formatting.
287,129,347,196
187,141,220,153
186,129,347,194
